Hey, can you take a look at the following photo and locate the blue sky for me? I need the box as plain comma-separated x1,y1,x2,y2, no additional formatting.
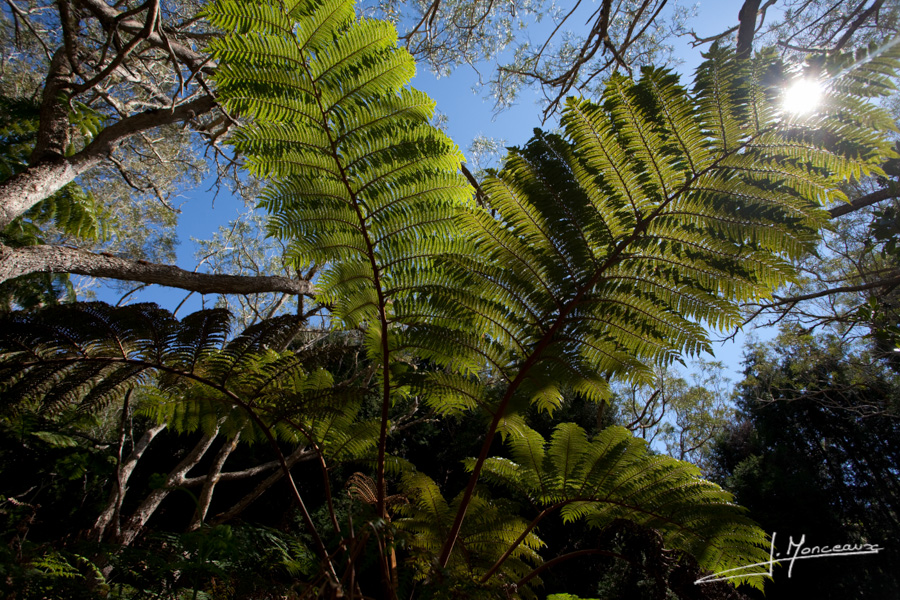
95,0,769,380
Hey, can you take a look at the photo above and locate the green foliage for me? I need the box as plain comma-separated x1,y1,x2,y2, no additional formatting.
474,423,770,589
2,0,900,597
0,302,372,457
709,328,900,599
0,96,39,180
206,0,472,330
396,471,545,595
199,0,898,595
418,46,895,419
206,0,475,525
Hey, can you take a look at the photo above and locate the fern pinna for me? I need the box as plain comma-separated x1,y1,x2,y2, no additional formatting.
205,0,472,520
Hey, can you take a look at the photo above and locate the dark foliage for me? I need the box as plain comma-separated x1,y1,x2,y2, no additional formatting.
709,330,900,599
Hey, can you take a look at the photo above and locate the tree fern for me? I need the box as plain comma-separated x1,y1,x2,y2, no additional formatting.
206,0,473,517
202,0,900,592
0,303,368,458
6,0,889,593
472,423,770,590
414,44,898,569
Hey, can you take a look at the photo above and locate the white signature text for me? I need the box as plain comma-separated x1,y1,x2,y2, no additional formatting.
695,532,882,584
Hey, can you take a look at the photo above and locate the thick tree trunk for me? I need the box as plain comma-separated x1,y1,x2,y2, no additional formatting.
0,243,314,296
31,49,74,164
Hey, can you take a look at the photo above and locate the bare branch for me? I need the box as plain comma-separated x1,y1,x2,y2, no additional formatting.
0,243,315,296
828,184,900,218
115,429,220,546
210,445,316,524
188,430,242,531
834,0,885,51
751,270,900,308
71,0,162,95
460,163,488,208
88,422,167,542
688,25,739,48
75,0,210,74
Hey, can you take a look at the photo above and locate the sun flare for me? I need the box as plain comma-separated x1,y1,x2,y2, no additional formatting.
783,78,823,115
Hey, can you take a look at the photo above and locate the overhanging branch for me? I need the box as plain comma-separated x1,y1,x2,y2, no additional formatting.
754,270,900,308
828,184,899,218
0,94,217,229
76,0,211,73
0,243,315,296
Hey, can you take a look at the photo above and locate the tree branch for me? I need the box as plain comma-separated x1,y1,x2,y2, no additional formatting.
0,94,216,229
736,0,762,60
115,429,220,546
75,0,210,74
88,421,167,542
188,430,242,531
828,184,899,218
753,270,900,308
209,445,316,524
0,243,314,296
833,0,885,51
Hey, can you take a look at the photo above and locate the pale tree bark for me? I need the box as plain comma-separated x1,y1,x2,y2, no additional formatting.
0,94,217,230
0,1,318,300
89,416,315,542
88,422,167,543
114,428,220,546
0,243,314,295
210,445,316,525
188,430,243,531
75,0,211,74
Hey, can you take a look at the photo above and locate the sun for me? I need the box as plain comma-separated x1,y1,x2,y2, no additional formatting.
783,78,823,115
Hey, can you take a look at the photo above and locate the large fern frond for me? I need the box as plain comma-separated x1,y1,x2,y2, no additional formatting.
472,423,770,590
396,471,544,597
0,303,365,457
414,46,897,426
424,43,898,574
206,0,474,513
